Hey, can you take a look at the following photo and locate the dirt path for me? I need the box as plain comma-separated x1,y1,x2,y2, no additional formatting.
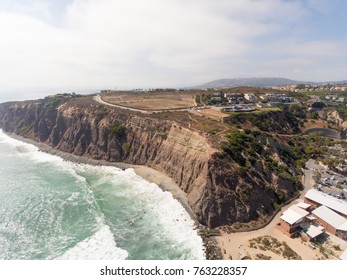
215,159,334,260
215,197,323,260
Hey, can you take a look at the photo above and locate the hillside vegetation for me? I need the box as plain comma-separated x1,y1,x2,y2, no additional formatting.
0,90,341,229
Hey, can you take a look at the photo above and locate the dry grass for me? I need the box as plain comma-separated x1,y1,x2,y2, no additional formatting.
302,119,329,131
249,235,301,260
102,91,196,110
153,111,228,135
255,253,272,260
197,108,229,121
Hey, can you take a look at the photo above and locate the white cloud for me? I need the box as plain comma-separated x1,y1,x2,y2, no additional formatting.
0,0,345,97
0,0,52,20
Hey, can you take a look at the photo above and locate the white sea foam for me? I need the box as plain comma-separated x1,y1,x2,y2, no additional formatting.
62,166,205,259
59,165,205,259
126,170,205,259
0,129,63,164
0,129,205,259
77,164,206,259
56,225,128,260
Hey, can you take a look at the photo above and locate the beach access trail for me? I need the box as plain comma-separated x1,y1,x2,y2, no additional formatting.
215,159,342,260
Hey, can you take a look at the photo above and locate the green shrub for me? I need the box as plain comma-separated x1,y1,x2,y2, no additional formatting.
273,202,280,210
95,111,107,122
111,124,126,137
262,238,271,247
282,243,301,260
122,142,133,155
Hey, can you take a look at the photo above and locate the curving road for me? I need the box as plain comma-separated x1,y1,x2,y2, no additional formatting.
93,95,153,114
93,94,206,114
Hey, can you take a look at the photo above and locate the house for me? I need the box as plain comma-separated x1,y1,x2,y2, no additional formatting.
209,93,223,103
312,206,347,237
211,96,222,102
263,93,294,103
244,93,257,103
278,205,309,237
264,93,279,101
324,95,338,101
304,189,347,218
224,93,244,104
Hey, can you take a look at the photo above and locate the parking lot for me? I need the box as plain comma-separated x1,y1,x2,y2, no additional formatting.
316,170,347,199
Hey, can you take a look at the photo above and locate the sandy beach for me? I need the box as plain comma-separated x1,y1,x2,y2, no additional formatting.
216,196,347,260
214,159,347,260
9,133,345,260
6,133,226,259
8,133,195,219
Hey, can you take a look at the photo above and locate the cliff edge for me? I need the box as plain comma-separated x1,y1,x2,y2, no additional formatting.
0,96,303,228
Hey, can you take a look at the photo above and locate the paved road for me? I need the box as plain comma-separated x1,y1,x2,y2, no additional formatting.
300,159,322,199
93,94,207,114
93,95,153,114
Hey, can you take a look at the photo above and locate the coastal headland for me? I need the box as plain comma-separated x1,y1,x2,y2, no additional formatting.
1,88,346,259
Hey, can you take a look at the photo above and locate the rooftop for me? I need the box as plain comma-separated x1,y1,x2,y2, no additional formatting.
301,222,324,239
312,206,346,229
297,202,311,210
290,205,309,217
337,221,347,231
281,209,303,225
280,205,309,225
305,189,347,216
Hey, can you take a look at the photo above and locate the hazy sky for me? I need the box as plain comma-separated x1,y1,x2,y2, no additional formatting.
0,0,346,100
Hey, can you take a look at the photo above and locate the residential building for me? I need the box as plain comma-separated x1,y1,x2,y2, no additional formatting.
261,93,294,103
244,93,257,103
224,93,244,104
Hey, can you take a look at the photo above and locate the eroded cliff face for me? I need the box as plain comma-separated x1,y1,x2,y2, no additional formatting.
325,110,347,129
0,97,301,228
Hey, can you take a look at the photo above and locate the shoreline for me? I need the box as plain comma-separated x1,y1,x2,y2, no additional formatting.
5,132,222,259
2,134,345,260
7,133,196,220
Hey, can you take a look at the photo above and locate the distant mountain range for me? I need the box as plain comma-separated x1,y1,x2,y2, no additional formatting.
195,77,347,88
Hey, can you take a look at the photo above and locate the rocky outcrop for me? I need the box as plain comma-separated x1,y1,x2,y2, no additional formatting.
326,110,347,129
0,97,302,228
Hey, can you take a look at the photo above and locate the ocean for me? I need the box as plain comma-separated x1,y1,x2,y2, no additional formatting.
0,130,204,260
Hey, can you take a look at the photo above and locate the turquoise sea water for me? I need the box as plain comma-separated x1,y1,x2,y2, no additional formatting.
0,130,204,260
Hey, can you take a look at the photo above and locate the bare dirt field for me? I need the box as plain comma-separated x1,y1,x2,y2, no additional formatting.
196,108,229,121
101,91,196,110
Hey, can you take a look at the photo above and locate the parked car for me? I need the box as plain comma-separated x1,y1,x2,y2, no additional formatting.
338,192,346,199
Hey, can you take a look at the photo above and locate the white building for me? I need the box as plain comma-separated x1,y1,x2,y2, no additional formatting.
244,93,257,103
305,189,347,218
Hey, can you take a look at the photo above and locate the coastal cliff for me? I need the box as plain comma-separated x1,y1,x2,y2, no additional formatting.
0,96,302,228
